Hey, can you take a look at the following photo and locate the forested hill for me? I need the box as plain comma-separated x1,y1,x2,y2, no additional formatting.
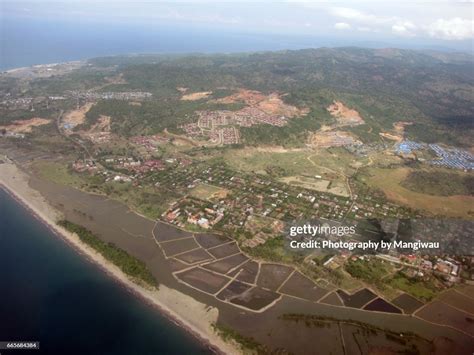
86,48,473,145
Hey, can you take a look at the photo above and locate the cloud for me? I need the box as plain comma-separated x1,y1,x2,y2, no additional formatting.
425,17,474,40
330,7,394,25
334,22,351,30
392,21,417,37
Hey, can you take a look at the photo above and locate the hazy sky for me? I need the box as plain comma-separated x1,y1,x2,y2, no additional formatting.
2,1,473,50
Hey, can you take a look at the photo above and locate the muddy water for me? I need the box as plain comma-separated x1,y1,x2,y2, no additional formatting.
30,177,474,354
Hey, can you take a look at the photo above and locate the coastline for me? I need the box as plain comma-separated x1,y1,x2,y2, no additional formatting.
0,161,239,355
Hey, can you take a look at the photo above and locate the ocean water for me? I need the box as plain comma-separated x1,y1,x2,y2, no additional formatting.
0,188,211,355
0,16,339,71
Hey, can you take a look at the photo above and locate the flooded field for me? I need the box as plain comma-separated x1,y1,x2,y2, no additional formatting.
363,298,402,314
337,289,377,308
392,293,424,314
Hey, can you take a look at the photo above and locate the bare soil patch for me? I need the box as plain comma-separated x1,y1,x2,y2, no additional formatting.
279,272,328,301
327,101,364,126
176,267,230,294
203,253,248,274
308,130,361,148
256,264,294,291
207,242,240,259
63,103,93,130
392,293,424,314
195,233,231,249
230,286,280,310
160,238,199,257
416,301,474,336
320,292,344,306
231,260,259,284
438,290,474,315
1,118,51,133
217,281,253,302
175,248,214,265
337,289,377,308
181,91,213,101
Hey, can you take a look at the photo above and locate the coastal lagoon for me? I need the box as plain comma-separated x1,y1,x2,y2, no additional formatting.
0,189,211,354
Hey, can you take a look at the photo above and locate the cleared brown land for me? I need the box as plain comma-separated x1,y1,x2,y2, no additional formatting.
279,272,328,301
207,242,240,259
217,281,252,302
231,260,259,284
213,89,308,117
167,258,191,272
63,103,93,129
175,248,213,264
195,233,231,249
327,101,364,126
337,289,377,308
203,253,248,274
416,301,474,336
176,267,230,294
230,286,280,310
438,290,474,315
160,238,199,257
379,121,413,142
1,118,51,133
320,292,344,306
256,264,294,291
392,293,424,314
181,91,212,101
456,285,474,299
153,222,193,242
308,130,360,148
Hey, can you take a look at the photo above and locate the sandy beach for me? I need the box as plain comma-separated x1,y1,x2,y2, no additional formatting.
0,160,239,355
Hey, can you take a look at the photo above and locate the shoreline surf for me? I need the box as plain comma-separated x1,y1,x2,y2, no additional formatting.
0,162,239,355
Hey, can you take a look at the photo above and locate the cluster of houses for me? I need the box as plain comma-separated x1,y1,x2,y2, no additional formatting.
395,140,474,170
180,107,288,145
163,200,225,229
67,90,152,101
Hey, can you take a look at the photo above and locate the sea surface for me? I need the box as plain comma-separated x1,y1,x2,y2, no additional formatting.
0,188,211,355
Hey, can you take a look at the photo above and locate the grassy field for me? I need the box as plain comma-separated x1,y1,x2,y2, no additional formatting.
189,183,228,200
387,273,437,302
401,169,473,197
33,161,85,188
222,147,359,180
360,167,474,218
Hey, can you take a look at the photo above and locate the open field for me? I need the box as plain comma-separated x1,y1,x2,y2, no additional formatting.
416,301,474,336
33,160,84,188
189,183,228,200
392,293,424,314
62,102,93,131
0,117,51,133
181,91,213,101
401,169,473,197
361,167,474,218
280,175,349,197
222,147,358,180
387,273,437,302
